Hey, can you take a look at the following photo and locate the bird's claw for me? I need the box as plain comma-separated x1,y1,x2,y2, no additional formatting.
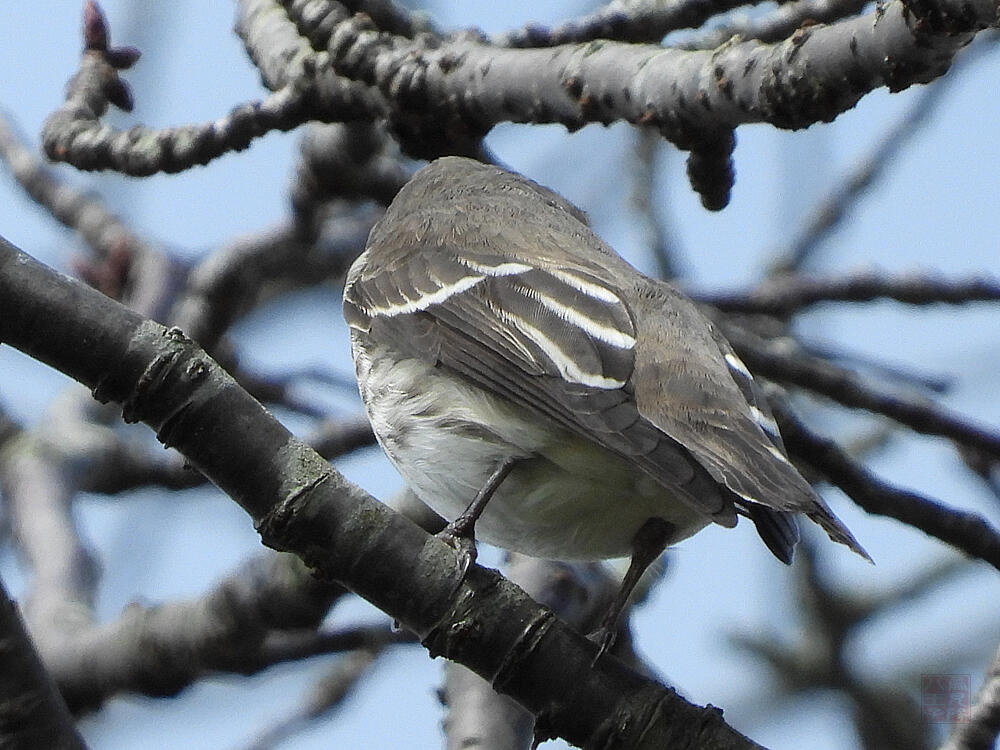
586,621,618,665
436,523,478,580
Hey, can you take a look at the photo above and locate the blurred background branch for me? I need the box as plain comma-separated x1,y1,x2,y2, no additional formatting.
0,1,998,748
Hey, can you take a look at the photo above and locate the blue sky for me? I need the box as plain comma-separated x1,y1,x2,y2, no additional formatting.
1,2,998,748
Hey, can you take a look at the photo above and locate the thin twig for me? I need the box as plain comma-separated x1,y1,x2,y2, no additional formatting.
767,36,997,274
676,0,871,49
44,2,384,177
698,271,1000,317
723,323,1000,460
772,401,1000,571
631,128,682,279
939,644,1000,750
237,649,379,750
496,0,755,47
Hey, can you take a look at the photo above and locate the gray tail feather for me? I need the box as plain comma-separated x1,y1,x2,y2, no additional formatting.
744,505,800,564
807,506,873,563
742,501,872,565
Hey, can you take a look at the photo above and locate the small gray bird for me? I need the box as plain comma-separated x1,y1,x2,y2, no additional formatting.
344,156,867,649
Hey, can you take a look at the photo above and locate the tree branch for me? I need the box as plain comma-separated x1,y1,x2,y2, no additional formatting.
939,643,1000,750
677,0,873,48
722,323,1000,460
42,0,998,209
308,0,995,206
0,578,87,750
771,400,1000,571
765,41,985,275
42,1,385,177
0,237,766,750
168,213,372,352
698,270,1000,316
235,648,379,750
48,553,344,712
0,111,183,319
497,0,753,47
732,539,939,750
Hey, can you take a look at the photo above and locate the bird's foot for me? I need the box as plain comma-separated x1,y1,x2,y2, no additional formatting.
586,621,619,664
435,521,479,580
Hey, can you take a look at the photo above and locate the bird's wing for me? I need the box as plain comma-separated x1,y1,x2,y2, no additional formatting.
344,157,865,558
344,235,736,525
703,321,800,562
627,281,868,558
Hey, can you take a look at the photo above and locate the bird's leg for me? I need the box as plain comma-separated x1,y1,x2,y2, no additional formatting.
590,517,673,660
437,455,520,576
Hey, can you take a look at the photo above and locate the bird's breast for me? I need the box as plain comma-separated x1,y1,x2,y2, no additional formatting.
352,335,710,560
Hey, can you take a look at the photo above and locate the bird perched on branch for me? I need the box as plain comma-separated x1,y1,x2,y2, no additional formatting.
344,156,868,652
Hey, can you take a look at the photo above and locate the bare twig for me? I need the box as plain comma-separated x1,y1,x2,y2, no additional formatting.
723,323,1000,460
795,338,952,394
733,539,938,750
698,271,1000,316
768,74,960,274
258,623,413,665
497,0,754,47
75,415,374,497
0,394,104,647
771,401,1000,571
43,1,384,177
230,365,355,419
289,121,409,234
237,649,379,750
49,553,345,712
168,209,374,351
631,129,681,279
939,644,1000,750
0,111,182,319
764,33,999,273
677,0,871,49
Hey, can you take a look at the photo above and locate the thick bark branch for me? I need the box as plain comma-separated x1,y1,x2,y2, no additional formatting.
310,0,995,206
0,578,87,750
0,237,764,750
41,0,997,208
45,553,342,712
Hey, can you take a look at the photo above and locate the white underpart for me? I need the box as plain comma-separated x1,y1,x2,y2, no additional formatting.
512,318,625,389
546,269,621,303
528,288,636,349
352,340,710,559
